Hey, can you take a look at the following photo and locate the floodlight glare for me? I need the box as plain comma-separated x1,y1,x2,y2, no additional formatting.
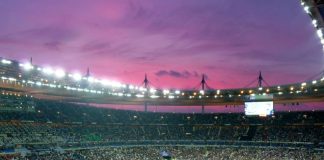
129,85,135,89
317,29,323,37
150,95,159,98
1,59,12,64
72,73,82,81
100,79,109,85
163,89,170,95
88,77,95,83
312,20,317,27
22,63,33,70
43,67,54,75
304,6,310,13
136,94,144,98
150,88,156,93
55,69,65,78
321,39,324,45
111,81,122,87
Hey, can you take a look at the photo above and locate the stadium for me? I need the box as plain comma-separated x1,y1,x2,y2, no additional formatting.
0,0,324,159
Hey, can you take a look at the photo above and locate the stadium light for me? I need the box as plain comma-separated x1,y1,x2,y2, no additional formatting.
72,73,82,81
1,59,12,64
94,78,100,83
304,6,310,14
111,81,122,88
136,94,144,98
55,69,66,78
21,63,33,70
163,89,170,95
312,80,317,84
8,77,16,81
312,20,317,27
175,90,180,94
317,29,323,37
320,38,324,45
88,77,95,83
100,79,110,86
128,85,135,90
150,95,159,98
139,87,147,92
43,67,54,75
150,88,156,93
199,90,204,95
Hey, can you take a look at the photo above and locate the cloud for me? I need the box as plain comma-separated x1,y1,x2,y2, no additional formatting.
155,70,206,79
44,41,61,51
81,41,110,52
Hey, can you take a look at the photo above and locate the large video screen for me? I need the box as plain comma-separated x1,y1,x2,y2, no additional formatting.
244,101,274,116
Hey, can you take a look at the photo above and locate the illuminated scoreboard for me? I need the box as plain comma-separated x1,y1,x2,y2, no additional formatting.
244,94,274,116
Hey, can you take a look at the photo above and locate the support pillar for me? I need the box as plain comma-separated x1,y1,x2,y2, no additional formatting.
144,101,148,112
201,104,205,114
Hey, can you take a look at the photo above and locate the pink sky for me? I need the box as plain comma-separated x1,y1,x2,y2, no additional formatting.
0,0,323,90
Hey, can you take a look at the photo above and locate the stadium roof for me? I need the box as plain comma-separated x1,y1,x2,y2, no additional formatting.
302,0,324,48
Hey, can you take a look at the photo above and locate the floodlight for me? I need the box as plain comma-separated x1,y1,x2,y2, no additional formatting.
88,77,95,83
150,88,156,93
304,6,309,13
163,89,170,95
136,94,144,98
43,67,54,75
129,85,135,89
317,29,323,37
1,59,12,64
312,20,317,27
22,63,33,70
55,69,65,78
72,73,82,81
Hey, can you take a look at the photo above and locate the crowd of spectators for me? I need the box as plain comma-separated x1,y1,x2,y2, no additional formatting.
0,98,323,159
0,98,323,126
0,146,323,160
0,121,323,147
